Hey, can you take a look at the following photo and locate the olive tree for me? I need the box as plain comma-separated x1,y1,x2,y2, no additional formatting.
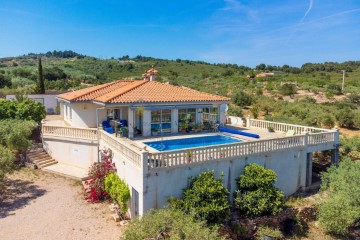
121,208,225,240
235,164,284,217
318,158,360,235
169,171,230,224
0,145,15,181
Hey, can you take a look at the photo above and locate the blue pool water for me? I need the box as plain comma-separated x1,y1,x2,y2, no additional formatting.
145,135,243,151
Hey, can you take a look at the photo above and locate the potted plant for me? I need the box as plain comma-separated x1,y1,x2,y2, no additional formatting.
179,120,188,133
193,123,202,132
121,127,129,137
268,126,275,132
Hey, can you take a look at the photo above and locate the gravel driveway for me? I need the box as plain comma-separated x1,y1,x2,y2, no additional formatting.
0,168,122,240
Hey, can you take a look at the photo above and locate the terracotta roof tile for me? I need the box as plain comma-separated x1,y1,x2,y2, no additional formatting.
57,80,230,104
95,80,147,102
57,80,134,101
108,81,230,103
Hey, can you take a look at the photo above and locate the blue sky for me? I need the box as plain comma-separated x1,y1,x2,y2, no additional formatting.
1,0,359,67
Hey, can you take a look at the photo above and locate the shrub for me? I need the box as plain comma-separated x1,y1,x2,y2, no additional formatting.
104,172,130,218
0,99,46,122
235,164,284,217
0,100,17,119
227,104,243,117
0,73,12,88
326,83,342,95
84,148,116,203
233,90,254,107
169,171,230,224
16,98,46,122
120,208,225,240
318,158,360,235
336,108,356,128
339,136,360,157
0,119,37,154
250,106,259,119
321,114,335,129
0,145,15,181
280,84,296,96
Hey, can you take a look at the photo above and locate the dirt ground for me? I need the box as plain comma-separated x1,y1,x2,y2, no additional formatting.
0,168,122,240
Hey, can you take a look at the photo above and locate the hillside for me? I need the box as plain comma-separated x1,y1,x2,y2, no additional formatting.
1,51,360,131
1,51,360,96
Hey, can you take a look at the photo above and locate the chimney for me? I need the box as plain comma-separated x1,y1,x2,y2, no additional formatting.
142,65,158,81
142,72,149,81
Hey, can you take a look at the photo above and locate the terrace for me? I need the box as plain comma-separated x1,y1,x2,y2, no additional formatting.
42,116,339,216
42,116,339,171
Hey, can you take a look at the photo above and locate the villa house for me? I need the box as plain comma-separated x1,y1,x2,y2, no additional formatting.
41,67,339,218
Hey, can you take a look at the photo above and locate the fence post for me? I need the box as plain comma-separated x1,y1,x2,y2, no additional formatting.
141,150,149,175
246,116,250,128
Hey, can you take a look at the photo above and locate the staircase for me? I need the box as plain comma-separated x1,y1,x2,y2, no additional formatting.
27,144,58,169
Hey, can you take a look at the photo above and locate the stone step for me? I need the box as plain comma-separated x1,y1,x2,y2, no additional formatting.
32,155,52,162
38,160,58,169
27,149,44,155
33,158,53,165
36,158,55,165
28,151,48,158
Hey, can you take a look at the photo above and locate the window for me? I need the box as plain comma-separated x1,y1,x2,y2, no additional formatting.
202,107,218,123
178,108,196,125
151,109,172,133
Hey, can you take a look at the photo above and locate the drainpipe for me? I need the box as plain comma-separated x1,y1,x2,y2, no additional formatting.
96,107,105,162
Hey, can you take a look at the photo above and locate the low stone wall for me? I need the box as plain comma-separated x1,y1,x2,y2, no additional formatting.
42,136,97,169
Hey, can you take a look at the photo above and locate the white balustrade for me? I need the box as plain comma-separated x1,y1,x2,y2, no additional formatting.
249,119,332,134
147,130,337,170
42,121,338,172
42,125,97,140
99,131,142,168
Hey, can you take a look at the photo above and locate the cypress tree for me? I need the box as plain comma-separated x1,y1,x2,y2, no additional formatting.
38,57,45,94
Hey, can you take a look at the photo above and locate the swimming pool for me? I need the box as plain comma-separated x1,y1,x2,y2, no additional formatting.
145,135,243,151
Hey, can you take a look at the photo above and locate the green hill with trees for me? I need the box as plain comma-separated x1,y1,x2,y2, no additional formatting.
1,50,360,129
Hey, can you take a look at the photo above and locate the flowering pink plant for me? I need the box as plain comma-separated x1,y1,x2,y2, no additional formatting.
84,148,116,203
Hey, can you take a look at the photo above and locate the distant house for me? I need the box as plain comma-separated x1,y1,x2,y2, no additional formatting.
6,91,63,114
256,72,274,78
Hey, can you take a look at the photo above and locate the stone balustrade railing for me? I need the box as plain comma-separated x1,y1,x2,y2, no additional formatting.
42,123,338,172
147,131,337,170
308,131,336,145
99,130,142,168
42,125,97,140
248,119,332,134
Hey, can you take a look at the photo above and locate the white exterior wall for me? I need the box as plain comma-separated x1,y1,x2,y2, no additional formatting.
128,108,134,138
6,94,59,113
99,139,146,217
64,103,107,128
171,109,178,133
43,136,97,169
219,103,227,125
143,110,151,137
142,147,307,212
196,108,202,123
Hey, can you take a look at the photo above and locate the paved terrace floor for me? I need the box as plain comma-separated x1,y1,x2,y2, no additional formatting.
131,125,287,153
43,115,69,127
43,117,288,153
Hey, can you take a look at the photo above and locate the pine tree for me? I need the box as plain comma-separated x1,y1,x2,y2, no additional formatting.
37,57,45,94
